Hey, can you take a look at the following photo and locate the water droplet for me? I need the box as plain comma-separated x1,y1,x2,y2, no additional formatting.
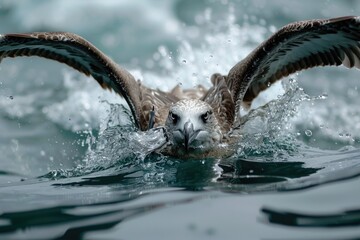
209,55,213,58
9,96,13,100
269,25,277,33
289,78,296,83
319,124,324,129
318,93,328,100
305,130,312,137
182,59,187,64
40,150,46,156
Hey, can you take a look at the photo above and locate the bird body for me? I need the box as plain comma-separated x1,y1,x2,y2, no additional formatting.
0,16,359,158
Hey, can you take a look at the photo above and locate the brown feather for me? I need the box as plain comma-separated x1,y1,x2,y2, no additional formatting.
202,73,235,133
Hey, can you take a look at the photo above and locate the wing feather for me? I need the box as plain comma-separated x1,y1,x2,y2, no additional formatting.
227,16,360,123
0,32,143,128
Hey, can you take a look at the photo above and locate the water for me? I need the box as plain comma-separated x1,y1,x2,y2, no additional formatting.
0,0,360,239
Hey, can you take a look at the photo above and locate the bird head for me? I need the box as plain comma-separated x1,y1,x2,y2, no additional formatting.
165,99,222,154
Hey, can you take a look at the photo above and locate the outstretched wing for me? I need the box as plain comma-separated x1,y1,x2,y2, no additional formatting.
227,16,360,120
0,32,143,128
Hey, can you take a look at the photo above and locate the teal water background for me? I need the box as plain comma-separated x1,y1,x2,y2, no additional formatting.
0,1,360,239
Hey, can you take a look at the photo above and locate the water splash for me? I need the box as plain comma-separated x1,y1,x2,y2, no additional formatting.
235,78,307,160
140,7,269,90
43,70,123,132
43,103,168,179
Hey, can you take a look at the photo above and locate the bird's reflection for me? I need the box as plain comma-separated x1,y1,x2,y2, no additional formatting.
218,158,321,185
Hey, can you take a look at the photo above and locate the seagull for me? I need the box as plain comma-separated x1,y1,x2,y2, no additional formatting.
0,16,359,158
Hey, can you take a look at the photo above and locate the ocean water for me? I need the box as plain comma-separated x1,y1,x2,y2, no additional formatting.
0,0,360,239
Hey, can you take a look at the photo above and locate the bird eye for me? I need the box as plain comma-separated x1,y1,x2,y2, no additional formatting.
169,111,179,124
201,110,212,123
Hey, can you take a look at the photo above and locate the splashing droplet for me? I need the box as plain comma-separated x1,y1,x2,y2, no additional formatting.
305,130,312,137
318,93,328,100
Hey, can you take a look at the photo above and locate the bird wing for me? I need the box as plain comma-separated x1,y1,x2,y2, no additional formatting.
227,16,360,123
0,32,144,129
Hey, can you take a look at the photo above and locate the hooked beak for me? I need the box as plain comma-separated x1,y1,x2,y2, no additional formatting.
183,121,199,150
